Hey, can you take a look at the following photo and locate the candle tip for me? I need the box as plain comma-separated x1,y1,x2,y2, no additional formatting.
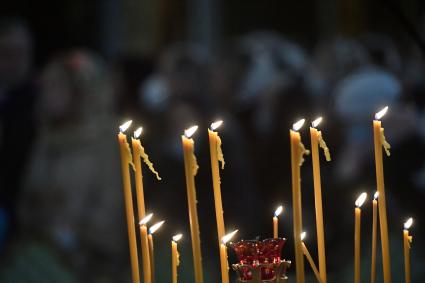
149,220,165,234
300,231,306,241
404,218,413,230
311,117,323,128
375,106,388,120
173,234,183,242
134,127,143,138
222,229,239,244
139,213,153,226
274,205,283,217
119,120,132,133
184,125,198,138
211,120,223,131
293,119,305,131
355,192,367,207
374,191,379,200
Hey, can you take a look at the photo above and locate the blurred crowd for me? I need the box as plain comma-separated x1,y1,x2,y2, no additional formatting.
0,16,425,282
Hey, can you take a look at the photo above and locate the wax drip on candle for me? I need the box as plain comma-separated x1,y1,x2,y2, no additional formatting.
318,131,331,161
137,142,162,180
191,143,199,176
298,141,310,166
119,121,135,171
380,128,391,156
216,134,225,170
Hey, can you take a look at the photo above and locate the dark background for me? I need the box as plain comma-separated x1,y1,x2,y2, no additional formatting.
0,0,424,282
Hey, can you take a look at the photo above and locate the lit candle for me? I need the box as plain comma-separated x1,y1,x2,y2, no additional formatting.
148,220,165,283
181,126,204,283
301,232,324,283
354,192,367,283
310,116,330,283
220,230,238,283
371,191,379,283
290,118,309,283
403,218,413,283
131,127,161,221
140,213,153,283
172,234,183,283
273,205,283,238
207,121,226,240
373,106,392,283
117,120,140,283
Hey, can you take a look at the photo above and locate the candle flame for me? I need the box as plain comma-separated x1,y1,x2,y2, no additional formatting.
134,127,143,138
173,234,183,242
210,120,223,131
274,205,283,217
221,229,239,244
404,218,413,230
300,231,306,241
293,119,305,131
311,117,323,128
149,220,165,234
355,192,367,208
139,213,153,226
184,125,198,138
374,191,379,200
119,120,132,133
375,106,388,120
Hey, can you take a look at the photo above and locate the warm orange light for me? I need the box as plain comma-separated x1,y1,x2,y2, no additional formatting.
139,213,154,226
173,234,183,242
293,119,306,131
211,120,223,131
355,192,367,208
149,220,165,234
375,106,388,120
184,125,198,138
221,230,238,244
134,127,143,138
274,205,283,217
119,120,132,133
404,218,413,230
311,117,323,128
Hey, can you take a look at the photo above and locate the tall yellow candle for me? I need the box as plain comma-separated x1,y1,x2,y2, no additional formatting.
354,192,367,283
140,213,153,283
290,118,309,283
301,232,324,283
403,218,413,283
220,230,238,283
131,127,162,221
310,117,330,283
373,106,392,283
273,205,283,238
117,120,140,283
148,220,165,283
181,126,204,283
172,234,183,283
371,192,379,283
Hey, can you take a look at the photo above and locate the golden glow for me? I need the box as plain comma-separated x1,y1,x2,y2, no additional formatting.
375,106,388,120
139,213,154,226
293,119,305,131
149,220,165,234
311,117,323,128
355,192,367,208
210,120,223,131
404,218,413,230
221,229,239,244
300,231,307,241
134,127,143,138
274,205,283,217
184,125,198,138
173,234,183,242
374,191,379,200
119,120,132,133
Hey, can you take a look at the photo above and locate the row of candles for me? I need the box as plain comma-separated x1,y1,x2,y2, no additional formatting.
117,105,414,283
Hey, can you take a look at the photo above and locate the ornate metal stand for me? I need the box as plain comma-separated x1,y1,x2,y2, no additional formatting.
232,260,291,283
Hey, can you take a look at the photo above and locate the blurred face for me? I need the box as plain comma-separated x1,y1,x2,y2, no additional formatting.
0,27,33,88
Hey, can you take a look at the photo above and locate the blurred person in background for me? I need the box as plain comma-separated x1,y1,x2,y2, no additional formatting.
18,50,127,282
0,17,37,250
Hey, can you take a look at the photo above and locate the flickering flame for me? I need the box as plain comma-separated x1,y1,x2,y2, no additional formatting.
293,119,305,131
134,127,143,138
312,117,323,128
404,218,413,230
211,120,223,131
184,125,198,138
274,205,283,217
300,231,306,241
149,220,165,234
221,229,239,244
375,106,388,120
173,234,183,242
139,213,153,226
374,191,379,200
119,120,132,133
355,192,367,208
